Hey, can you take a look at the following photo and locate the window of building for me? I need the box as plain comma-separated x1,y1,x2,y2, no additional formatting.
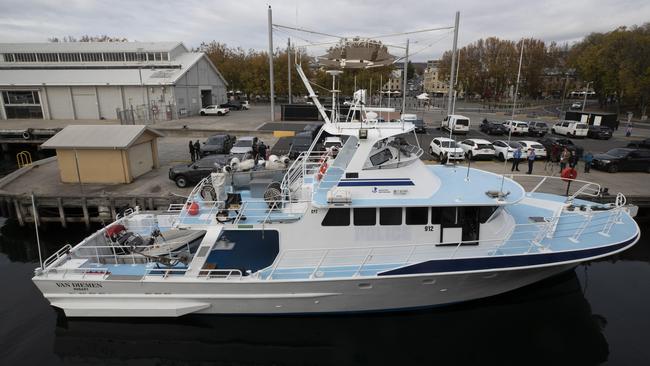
379,207,402,225
147,52,155,61
2,91,42,119
405,207,428,225
14,53,37,62
322,208,350,226
125,52,138,61
59,53,81,62
3,53,15,62
103,52,124,62
37,53,59,62
2,91,39,105
354,208,376,226
161,53,169,61
154,52,162,61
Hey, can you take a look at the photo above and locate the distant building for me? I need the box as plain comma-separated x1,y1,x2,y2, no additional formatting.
423,60,449,97
382,67,402,93
0,42,228,120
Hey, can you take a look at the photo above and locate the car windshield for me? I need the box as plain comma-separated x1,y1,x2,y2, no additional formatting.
531,144,544,149
477,143,493,149
535,122,548,128
207,137,224,144
605,148,630,158
455,119,469,126
234,140,253,147
440,141,459,148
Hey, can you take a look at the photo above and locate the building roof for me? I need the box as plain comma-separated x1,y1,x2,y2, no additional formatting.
0,52,227,86
41,125,163,150
0,42,185,53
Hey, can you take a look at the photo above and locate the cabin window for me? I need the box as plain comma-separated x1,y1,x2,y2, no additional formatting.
459,207,480,242
354,208,376,226
441,207,459,227
370,149,393,166
479,206,498,223
431,207,441,224
405,207,428,225
322,208,350,226
379,208,402,225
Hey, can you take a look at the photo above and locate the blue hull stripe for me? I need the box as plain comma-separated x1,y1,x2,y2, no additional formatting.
379,235,638,276
339,181,414,187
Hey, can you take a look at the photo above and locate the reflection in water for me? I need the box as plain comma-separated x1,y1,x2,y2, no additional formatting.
2,219,648,365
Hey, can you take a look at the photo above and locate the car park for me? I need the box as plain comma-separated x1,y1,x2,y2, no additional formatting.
200,134,235,156
199,105,229,116
458,139,495,160
479,120,507,135
516,140,547,159
591,148,650,173
503,120,529,135
587,125,613,140
527,121,549,137
230,136,258,155
169,155,231,188
551,120,588,138
537,136,584,160
429,137,465,161
492,140,528,161
627,138,650,149
441,115,470,134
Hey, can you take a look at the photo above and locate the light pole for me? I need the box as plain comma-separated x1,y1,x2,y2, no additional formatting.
582,81,592,112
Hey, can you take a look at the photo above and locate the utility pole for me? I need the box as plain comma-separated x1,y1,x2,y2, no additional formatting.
401,38,409,115
287,38,292,104
447,11,460,117
267,6,275,121
582,81,592,112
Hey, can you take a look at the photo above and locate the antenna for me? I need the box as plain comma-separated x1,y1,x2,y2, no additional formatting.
31,193,44,270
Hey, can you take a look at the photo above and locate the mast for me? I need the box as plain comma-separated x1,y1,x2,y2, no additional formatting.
447,11,460,117
268,6,275,121
401,38,409,116
287,38,292,104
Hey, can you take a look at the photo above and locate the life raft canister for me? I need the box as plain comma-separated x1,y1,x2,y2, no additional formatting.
187,201,199,216
561,167,578,182
105,224,126,238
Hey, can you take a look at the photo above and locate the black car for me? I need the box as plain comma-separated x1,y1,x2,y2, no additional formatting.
537,136,584,161
289,131,314,159
587,125,612,140
479,120,507,135
592,148,650,173
219,100,243,111
527,121,549,137
168,155,231,188
414,119,426,133
627,138,650,149
201,134,235,156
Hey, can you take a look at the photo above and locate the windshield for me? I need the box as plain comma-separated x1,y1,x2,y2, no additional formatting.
455,119,469,126
477,143,493,149
440,141,459,148
234,140,253,147
536,122,548,128
605,148,630,158
531,144,544,149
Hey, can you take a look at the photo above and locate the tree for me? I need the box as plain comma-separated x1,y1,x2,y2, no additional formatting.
48,35,128,42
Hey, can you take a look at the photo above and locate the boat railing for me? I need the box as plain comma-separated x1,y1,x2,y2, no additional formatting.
505,174,602,201
42,244,72,269
143,267,243,280
281,150,331,199
264,205,628,279
42,266,111,279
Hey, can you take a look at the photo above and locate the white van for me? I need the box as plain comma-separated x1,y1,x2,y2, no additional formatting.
551,120,588,138
442,114,470,134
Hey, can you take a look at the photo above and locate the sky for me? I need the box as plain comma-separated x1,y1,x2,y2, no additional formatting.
0,0,648,61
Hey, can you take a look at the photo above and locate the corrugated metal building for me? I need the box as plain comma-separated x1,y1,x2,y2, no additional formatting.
41,125,163,184
0,42,228,120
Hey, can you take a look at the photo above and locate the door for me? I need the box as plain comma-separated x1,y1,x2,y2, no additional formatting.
440,207,462,244
128,142,153,179
201,89,212,108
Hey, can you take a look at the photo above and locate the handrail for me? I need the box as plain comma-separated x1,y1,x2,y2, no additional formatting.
505,174,602,201
43,244,72,268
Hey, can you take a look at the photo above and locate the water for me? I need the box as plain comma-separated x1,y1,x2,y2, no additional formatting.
0,219,648,366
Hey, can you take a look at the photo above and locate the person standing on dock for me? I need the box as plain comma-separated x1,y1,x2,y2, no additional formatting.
511,146,522,172
560,148,570,171
189,140,196,162
584,151,593,173
194,140,201,161
526,148,536,174
258,141,267,161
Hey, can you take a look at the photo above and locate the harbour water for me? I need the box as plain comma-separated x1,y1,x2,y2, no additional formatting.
0,218,647,365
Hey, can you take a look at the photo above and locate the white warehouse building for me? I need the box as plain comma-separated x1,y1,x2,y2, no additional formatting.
0,42,228,120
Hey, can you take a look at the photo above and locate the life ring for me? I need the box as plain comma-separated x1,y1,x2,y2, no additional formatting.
319,162,328,174
187,201,199,216
561,167,578,182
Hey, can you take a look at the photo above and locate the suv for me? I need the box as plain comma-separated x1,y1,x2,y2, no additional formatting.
201,134,235,156
592,148,650,173
627,138,650,149
527,121,549,137
458,139,495,160
230,136,258,155
441,115,470,134
169,155,231,188
219,100,243,111
199,105,229,116
551,121,588,138
537,136,584,160
587,125,613,140
429,137,465,161
503,120,529,135
479,120,507,135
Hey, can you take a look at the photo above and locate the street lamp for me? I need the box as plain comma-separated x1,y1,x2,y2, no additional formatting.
582,81,592,112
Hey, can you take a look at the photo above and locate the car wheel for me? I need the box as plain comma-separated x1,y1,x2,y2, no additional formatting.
175,175,188,188
608,165,618,173
551,129,555,134
200,111,205,116
217,112,223,116
498,153,505,161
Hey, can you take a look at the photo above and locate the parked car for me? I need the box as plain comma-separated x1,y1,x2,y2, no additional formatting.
537,136,584,160
627,138,650,149
458,139,495,160
492,140,528,161
570,101,582,110
289,131,314,159
587,125,613,140
551,120,588,138
428,137,465,161
592,148,650,173
230,136,258,155
169,155,231,188
527,121,549,137
441,114,470,134
516,140,547,160
219,100,244,111
201,134,235,156
240,100,250,110
401,114,426,133
199,105,229,116
479,120,507,135
503,120,529,135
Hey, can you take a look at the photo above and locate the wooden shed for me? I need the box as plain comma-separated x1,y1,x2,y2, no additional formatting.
41,125,163,184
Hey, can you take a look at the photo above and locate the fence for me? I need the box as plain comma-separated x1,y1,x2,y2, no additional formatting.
116,102,181,125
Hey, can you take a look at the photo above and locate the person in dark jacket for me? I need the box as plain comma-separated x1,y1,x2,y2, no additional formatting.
526,148,536,174
194,140,201,160
189,140,196,162
511,146,522,172
583,151,593,173
258,142,267,161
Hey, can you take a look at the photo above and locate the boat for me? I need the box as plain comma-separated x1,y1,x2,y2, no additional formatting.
32,60,640,317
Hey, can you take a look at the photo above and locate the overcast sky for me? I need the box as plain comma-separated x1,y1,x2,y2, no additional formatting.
1,0,648,61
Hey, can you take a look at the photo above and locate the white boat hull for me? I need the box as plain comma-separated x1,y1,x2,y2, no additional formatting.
35,264,575,317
